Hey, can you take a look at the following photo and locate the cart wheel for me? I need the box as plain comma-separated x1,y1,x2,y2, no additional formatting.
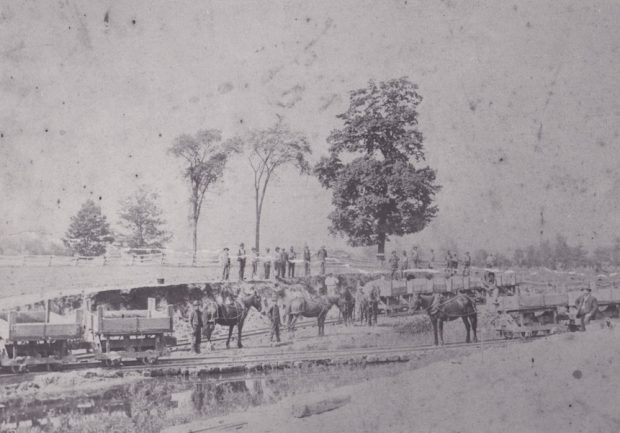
11,364,28,374
141,356,158,365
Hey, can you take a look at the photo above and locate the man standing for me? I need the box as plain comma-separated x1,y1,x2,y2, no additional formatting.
190,301,203,354
237,243,247,281
411,246,419,268
263,248,271,279
267,293,281,343
463,251,472,277
274,247,281,278
400,251,409,279
429,249,435,268
288,246,297,278
576,287,598,331
303,244,311,276
317,246,328,275
369,284,380,326
250,247,259,280
220,248,230,281
388,250,400,280
280,247,289,279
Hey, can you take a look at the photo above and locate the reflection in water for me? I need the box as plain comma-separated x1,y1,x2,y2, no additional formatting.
2,363,409,432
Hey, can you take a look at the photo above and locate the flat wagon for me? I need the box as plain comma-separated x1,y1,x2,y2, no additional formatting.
0,301,84,373
87,298,176,366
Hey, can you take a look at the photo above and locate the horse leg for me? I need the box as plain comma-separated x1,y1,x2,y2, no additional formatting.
205,323,215,350
471,313,478,342
438,319,444,346
226,325,233,349
237,322,243,348
462,316,471,343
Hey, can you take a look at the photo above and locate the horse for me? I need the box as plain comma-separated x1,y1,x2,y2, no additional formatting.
286,294,342,336
339,288,355,326
410,292,478,346
202,291,262,349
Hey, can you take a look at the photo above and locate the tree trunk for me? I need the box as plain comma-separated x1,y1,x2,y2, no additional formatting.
192,216,198,266
255,212,261,252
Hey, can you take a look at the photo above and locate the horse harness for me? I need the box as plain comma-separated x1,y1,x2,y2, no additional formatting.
424,292,476,319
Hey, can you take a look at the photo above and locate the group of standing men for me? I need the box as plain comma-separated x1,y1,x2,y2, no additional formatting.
220,244,329,281
387,247,474,279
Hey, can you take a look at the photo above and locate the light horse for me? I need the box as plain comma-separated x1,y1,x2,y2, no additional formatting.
286,294,342,336
411,292,478,346
202,291,262,349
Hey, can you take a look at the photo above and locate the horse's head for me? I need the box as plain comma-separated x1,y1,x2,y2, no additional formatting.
250,291,262,312
410,293,424,311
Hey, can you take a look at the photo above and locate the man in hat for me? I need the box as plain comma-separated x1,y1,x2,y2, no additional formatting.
303,244,311,276
273,247,281,278
190,301,203,354
267,293,281,343
237,243,247,281
388,250,400,280
575,287,598,331
288,246,297,278
279,246,289,279
317,246,328,275
250,247,259,280
220,247,231,281
263,247,272,279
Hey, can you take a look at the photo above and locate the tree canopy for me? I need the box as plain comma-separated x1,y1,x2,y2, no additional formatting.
118,187,172,248
168,129,239,261
241,118,312,250
63,199,114,256
315,77,440,256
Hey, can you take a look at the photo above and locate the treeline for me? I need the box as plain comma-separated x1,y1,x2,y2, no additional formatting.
476,235,620,271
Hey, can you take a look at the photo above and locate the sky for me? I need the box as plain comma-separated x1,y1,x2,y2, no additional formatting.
1,0,619,254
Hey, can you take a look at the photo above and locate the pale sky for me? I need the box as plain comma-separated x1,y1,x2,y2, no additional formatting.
1,0,619,254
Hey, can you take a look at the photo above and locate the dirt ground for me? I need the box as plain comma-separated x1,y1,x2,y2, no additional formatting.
168,323,620,433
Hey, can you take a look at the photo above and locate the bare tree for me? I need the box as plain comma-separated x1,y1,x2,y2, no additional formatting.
242,119,312,251
168,130,237,264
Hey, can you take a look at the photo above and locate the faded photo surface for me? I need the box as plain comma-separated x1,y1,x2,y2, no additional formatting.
1,1,619,433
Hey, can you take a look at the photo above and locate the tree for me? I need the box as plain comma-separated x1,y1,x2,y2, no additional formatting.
315,77,440,258
169,130,238,264
118,187,172,248
241,118,311,250
63,199,114,256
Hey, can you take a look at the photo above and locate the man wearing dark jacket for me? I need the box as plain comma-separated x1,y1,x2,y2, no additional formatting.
279,247,289,279
575,287,598,331
190,301,203,354
267,294,281,343
237,243,247,281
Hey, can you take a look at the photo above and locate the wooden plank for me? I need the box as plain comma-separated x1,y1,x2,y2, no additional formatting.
291,394,351,418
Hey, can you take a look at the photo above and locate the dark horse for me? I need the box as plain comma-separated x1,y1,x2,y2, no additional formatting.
202,291,262,349
339,288,355,326
286,295,342,336
411,292,478,346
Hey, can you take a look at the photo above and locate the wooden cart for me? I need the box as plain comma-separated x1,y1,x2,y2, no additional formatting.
0,302,84,373
88,298,175,366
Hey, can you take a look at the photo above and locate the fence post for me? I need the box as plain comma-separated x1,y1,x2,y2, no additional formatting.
48,256,54,267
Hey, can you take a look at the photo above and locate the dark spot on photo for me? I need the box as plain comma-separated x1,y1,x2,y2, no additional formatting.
132,19,136,25
572,369,582,379
98,196,102,200
104,11,109,24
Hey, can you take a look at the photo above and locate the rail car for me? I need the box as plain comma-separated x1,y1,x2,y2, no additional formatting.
86,298,176,366
0,298,176,372
0,302,85,373
493,286,620,338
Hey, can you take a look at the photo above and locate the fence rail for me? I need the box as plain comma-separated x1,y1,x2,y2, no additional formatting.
0,253,372,270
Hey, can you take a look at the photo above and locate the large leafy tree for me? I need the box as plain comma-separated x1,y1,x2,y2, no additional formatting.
118,187,172,248
169,130,238,264
63,199,114,256
315,77,441,259
241,118,311,250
